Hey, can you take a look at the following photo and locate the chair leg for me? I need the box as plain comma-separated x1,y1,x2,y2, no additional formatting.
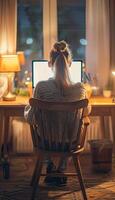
72,155,88,200
31,155,41,186
31,157,43,200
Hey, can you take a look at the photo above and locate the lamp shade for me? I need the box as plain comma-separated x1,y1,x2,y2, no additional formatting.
17,51,25,65
0,54,20,72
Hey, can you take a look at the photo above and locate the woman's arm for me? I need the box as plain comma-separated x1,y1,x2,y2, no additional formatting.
24,104,36,124
24,83,40,124
82,83,92,118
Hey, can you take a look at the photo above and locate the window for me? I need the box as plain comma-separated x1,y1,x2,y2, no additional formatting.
17,0,85,85
57,0,86,60
17,0,43,69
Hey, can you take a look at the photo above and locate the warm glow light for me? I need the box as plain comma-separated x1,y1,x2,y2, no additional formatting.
17,51,25,65
0,55,20,101
91,86,98,90
112,71,115,76
0,54,20,72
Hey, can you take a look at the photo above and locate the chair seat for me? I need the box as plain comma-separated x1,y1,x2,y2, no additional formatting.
38,140,83,152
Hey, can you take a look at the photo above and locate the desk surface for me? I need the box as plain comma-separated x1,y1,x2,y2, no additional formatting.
0,96,29,107
0,96,115,106
90,97,115,106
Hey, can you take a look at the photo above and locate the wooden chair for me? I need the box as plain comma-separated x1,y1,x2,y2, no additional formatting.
29,98,90,200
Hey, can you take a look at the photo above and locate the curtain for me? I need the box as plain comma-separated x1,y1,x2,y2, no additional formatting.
0,0,17,150
86,0,114,146
110,0,115,94
110,0,115,70
86,0,110,89
0,0,17,54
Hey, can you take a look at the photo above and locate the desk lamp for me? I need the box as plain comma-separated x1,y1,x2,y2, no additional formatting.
112,71,115,76
0,54,20,101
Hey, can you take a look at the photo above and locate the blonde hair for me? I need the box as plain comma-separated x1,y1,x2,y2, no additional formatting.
49,40,72,88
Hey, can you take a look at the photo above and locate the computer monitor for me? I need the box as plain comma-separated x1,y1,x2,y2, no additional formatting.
32,60,82,88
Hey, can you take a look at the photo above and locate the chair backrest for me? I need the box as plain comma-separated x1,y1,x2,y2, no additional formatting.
29,98,89,152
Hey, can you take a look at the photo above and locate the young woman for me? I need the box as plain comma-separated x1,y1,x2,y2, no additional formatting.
24,40,90,185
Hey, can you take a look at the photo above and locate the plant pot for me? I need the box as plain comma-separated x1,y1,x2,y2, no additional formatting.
103,90,112,98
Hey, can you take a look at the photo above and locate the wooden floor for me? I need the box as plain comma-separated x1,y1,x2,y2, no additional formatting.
0,153,115,200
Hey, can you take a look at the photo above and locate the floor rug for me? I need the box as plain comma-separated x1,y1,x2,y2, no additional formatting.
0,154,115,200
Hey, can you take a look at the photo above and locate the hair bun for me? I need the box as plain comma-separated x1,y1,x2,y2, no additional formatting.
53,40,67,52
53,42,60,51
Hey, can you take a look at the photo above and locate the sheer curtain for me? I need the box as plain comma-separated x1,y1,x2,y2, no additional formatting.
110,0,115,70
86,0,110,89
0,0,17,54
0,0,17,148
85,0,113,150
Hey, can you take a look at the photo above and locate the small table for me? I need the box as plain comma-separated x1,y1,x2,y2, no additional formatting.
0,96,29,155
90,97,115,152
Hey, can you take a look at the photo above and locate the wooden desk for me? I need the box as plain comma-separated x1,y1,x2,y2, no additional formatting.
90,97,115,152
0,96,115,154
0,96,29,154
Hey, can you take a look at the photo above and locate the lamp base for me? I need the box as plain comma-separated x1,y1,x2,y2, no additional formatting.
3,92,16,101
